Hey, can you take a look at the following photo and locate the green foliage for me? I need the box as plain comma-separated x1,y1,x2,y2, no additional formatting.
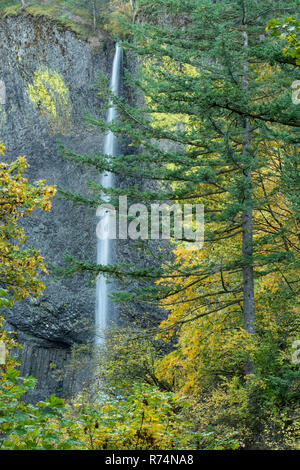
94,328,169,395
0,144,56,301
181,371,299,450
68,383,194,449
0,367,82,449
0,0,18,9
0,315,81,449
62,0,300,313
0,289,13,308
61,0,299,450
0,320,240,450
66,381,241,450
0,0,298,451
267,10,300,65
0,1,130,38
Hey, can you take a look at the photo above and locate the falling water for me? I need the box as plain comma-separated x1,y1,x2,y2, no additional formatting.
95,44,123,346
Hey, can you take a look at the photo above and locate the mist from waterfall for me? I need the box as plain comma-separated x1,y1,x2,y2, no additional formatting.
95,44,123,346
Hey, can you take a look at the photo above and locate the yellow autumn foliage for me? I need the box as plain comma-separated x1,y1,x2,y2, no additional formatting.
27,67,71,132
0,143,56,301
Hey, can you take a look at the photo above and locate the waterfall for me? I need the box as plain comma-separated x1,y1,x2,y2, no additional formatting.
95,44,123,346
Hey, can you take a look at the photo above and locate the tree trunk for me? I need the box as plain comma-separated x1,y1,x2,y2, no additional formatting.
242,2,255,374
242,157,255,375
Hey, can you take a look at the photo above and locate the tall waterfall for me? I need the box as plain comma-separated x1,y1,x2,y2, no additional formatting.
95,44,123,346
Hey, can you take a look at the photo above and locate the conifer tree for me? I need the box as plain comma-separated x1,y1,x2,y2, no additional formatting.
61,0,300,370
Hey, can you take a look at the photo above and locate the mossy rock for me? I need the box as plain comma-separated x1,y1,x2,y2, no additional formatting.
0,2,107,39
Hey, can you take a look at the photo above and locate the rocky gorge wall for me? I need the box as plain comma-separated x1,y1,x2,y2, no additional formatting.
0,12,116,400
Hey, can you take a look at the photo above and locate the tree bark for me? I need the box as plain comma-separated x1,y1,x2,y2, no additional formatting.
241,2,255,375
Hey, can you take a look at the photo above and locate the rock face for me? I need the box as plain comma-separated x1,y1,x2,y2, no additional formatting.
0,12,115,400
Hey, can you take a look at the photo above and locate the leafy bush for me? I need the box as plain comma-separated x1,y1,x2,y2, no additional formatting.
0,367,82,449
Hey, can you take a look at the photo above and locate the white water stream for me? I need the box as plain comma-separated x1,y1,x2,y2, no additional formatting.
95,44,123,346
